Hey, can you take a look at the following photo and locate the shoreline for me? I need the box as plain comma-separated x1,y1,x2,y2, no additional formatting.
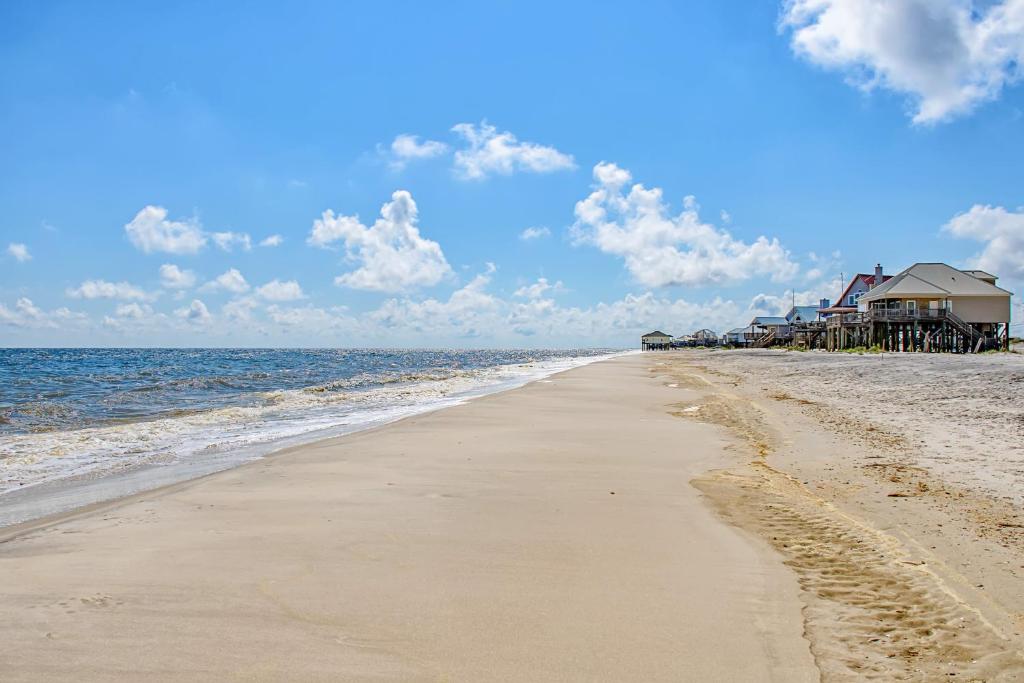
0,351,631,528
0,353,817,681
4,349,1023,679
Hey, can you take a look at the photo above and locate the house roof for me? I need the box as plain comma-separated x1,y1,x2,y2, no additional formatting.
859,263,1013,302
726,327,746,335
641,330,671,338
750,316,787,326
786,305,820,321
962,269,997,281
834,272,892,307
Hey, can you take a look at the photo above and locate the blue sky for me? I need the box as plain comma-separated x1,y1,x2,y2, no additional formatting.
2,0,1023,347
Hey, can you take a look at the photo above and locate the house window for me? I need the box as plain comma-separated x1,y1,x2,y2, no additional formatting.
906,300,916,312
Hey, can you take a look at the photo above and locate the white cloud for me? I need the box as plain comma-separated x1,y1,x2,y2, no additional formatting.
174,299,212,324
571,162,799,288
944,204,1024,279
802,249,843,283
514,277,564,299
15,298,44,321
265,304,349,329
67,279,154,301
201,268,250,294
259,234,284,247
211,231,252,252
222,297,259,323
451,122,576,180
781,0,1024,124
7,243,31,262
114,302,153,319
0,298,84,329
519,226,551,241
125,206,207,254
256,279,305,301
388,134,448,170
159,263,197,289
308,190,453,292
370,264,501,337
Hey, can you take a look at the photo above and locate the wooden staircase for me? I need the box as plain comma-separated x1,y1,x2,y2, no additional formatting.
752,328,776,348
944,311,984,350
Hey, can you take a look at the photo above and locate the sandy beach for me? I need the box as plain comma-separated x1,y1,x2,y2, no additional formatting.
0,354,815,681
3,350,1024,680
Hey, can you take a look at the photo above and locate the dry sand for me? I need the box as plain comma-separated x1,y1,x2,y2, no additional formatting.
665,348,1024,680
0,355,817,682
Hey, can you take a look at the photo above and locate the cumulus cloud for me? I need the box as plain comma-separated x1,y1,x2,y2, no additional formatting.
943,204,1024,279
259,234,284,247
388,134,448,170
519,226,551,241
0,298,83,329
781,0,1024,124
125,206,207,254
451,122,576,180
255,279,305,301
202,268,250,294
514,277,564,299
265,304,349,329
308,190,453,292
159,264,197,289
174,299,212,324
67,279,154,301
370,264,501,337
211,231,252,252
571,162,799,288
222,297,259,323
114,303,153,319
7,243,31,262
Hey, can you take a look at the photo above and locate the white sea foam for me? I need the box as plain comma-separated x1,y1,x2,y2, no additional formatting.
0,352,629,497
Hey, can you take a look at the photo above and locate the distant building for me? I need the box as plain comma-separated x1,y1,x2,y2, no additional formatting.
641,330,672,350
745,316,788,347
723,326,752,346
819,265,892,317
784,305,822,324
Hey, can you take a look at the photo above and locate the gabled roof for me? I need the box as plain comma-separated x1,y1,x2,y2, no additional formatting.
750,316,787,326
859,263,1013,302
725,327,746,335
786,305,820,322
641,330,671,338
834,272,892,306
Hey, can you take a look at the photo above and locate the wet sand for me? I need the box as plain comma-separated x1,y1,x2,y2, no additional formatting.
0,355,816,681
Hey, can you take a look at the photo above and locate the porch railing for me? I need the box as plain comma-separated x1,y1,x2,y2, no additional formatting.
826,307,950,326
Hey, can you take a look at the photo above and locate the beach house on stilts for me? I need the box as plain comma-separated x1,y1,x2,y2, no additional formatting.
641,331,673,350
825,263,1012,352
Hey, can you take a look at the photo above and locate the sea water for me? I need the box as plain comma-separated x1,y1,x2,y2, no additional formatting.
0,348,624,523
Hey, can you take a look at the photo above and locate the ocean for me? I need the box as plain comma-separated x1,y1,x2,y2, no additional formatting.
0,348,624,522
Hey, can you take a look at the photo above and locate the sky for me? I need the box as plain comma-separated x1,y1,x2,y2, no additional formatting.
2,0,1023,348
